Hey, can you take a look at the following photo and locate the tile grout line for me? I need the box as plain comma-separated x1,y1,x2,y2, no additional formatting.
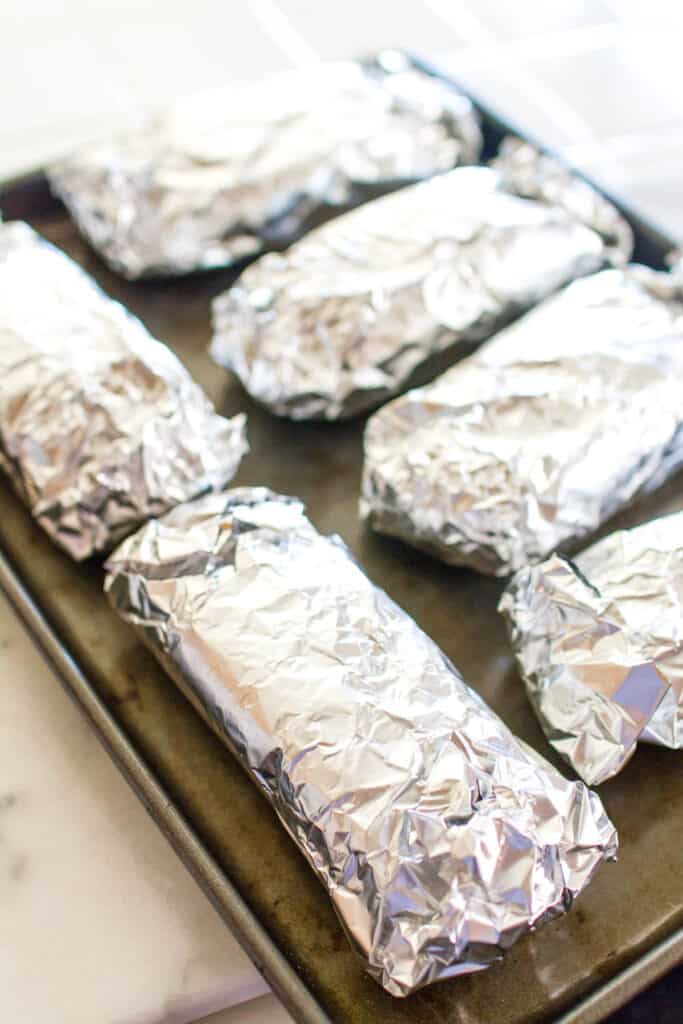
247,0,321,66
421,0,598,142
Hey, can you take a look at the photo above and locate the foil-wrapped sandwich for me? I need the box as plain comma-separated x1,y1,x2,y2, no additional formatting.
210,139,631,421
48,53,482,280
362,263,683,576
0,221,247,560
500,513,683,785
105,488,617,996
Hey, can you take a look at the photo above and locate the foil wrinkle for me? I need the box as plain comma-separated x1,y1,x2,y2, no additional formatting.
105,487,617,996
211,138,632,421
361,263,683,576
49,53,482,279
0,221,247,560
500,512,683,784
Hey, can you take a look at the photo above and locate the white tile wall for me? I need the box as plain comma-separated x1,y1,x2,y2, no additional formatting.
3,0,681,237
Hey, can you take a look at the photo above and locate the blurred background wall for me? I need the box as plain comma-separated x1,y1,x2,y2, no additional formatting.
3,0,683,237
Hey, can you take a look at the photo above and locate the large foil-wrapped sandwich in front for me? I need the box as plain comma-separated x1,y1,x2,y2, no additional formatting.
361,263,683,576
211,139,631,420
49,53,482,279
500,513,683,785
0,221,246,559
105,487,617,997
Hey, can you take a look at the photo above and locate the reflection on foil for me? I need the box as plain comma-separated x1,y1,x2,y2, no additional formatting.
361,263,683,576
0,221,246,560
211,138,632,420
500,512,683,784
49,53,482,279
105,487,617,996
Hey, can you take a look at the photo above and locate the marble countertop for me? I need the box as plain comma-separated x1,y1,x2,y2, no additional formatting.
199,997,292,1024
0,590,279,1024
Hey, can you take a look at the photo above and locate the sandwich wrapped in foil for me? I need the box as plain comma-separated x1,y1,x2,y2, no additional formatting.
0,221,247,560
48,53,482,280
211,138,632,421
361,263,683,576
500,513,683,785
104,487,617,996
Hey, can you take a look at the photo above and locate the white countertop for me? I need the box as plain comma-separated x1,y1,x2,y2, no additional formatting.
0,590,276,1024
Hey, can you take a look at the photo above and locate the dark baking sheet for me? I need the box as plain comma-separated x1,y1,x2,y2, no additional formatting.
1,56,682,1024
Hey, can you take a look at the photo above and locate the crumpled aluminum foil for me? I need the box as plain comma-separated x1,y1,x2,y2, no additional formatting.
48,53,482,280
361,263,683,576
211,137,632,421
104,487,617,997
0,221,247,560
500,513,683,785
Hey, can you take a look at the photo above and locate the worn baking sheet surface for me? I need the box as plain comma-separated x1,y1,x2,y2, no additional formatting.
1,147,682,1024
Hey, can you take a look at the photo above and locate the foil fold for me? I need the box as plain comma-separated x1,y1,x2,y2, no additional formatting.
500,513,683,785
105,487,617,996
361,263,683,576
0,221,247,560
48,53,482,279
211,138,632,421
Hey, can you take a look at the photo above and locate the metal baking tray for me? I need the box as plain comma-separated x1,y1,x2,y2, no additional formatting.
1,55,681,1024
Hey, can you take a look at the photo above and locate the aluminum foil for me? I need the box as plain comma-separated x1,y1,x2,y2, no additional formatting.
0,221,247,560
361,263,683,576
211,138,632,421
500,513,683,785
48,53,482,280
104,487,617,996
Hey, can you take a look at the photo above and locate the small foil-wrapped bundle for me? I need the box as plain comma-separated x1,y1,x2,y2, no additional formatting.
361,264,683,576
211,139,631,420
105,487,617,996
500,513,683,785
0,221,247,560
48,53,482,280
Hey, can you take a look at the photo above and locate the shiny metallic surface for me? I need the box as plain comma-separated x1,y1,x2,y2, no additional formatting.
0,221,247,560
48,53,481,280
500,513,683,786
361,263,683,576
211,139,632,421
105,487,617,998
